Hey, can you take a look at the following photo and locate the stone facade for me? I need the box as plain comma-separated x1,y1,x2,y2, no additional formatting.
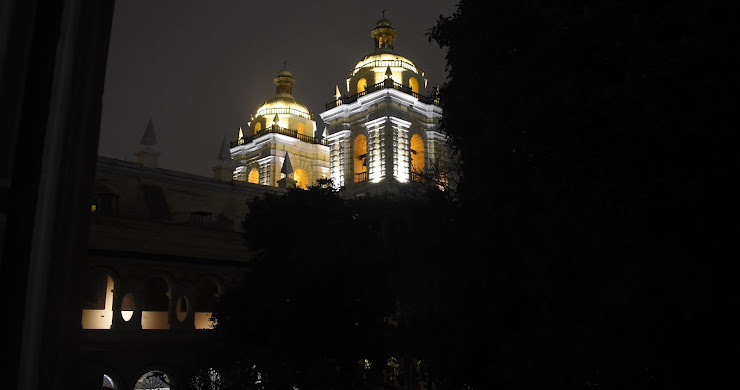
81,156,284,388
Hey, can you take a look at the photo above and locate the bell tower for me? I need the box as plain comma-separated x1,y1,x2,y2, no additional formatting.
320,19,445,194
372,16,397,50
229,68,329,188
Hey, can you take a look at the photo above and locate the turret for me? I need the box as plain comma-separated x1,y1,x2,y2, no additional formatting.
135,118,160,169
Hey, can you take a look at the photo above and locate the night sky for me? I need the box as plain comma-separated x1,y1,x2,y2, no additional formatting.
99,1,459,177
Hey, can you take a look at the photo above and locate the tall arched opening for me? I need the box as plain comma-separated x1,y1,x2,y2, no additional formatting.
410,134,425,179
297,122,307,136
294,168,309,189
409,77,419,94
353,135,368,183
357,78,367,94
248,168,259,184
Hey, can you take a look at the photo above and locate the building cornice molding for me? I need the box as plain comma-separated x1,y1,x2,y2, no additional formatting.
320,88,441,123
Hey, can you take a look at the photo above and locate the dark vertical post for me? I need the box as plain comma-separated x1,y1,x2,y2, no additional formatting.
0,0,115,389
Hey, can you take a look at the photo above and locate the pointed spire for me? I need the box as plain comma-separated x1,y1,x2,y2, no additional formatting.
321,126,327,139
273,114,280,126
238,127,244,140
217,136,231,161
385,66,393,79
281,152,294,175
141,118,158,145
335,85,342,99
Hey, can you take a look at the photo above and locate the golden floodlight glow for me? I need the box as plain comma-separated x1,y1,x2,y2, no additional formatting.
351,53,420,76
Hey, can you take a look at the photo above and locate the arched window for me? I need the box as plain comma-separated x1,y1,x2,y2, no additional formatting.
248,168,259,184
409,77,419,94
102,374,117,389
357,78,367,94
353,135,368,183
254,122,262,134
121,293,135,322
175,296,189,322
294,168,309,189
135,370,172,390
410,134,425,180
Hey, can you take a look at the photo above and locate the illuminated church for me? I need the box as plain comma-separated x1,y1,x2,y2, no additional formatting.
229,17,444,194
81,18,445,389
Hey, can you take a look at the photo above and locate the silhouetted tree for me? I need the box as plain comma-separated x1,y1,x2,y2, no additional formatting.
426,0,735,388
202,179,459,390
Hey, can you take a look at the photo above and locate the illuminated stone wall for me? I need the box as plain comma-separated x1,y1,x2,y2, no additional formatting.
320,88,443,194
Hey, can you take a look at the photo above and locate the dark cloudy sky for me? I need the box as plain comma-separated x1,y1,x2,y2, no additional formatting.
99,0,459,177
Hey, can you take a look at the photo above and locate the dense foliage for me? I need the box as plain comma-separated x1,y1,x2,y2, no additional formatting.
199,180,459,390
426,0,735,388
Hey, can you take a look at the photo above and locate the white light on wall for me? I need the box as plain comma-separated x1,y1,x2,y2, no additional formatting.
390,117,411,183
365,117,388,183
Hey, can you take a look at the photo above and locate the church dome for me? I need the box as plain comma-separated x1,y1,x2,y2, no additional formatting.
375,18,393,28
353,18,423,77
342,19,426,97
352,52,421,77
254,68,312,121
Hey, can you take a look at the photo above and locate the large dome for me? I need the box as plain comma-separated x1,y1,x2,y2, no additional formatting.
255,95,311,120
352,52,422,77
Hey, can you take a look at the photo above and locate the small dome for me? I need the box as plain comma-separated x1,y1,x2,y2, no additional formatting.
254,69,312,121
375,18,393,28
276,69,293,78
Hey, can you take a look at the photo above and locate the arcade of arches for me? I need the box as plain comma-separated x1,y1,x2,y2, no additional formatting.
81,269,220,330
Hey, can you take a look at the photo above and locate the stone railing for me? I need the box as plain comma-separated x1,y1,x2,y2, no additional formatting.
231,124,327,148
326,79,440,110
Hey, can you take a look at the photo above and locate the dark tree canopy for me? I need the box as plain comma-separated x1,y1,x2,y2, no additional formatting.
426,0,735,388
205,181,460,390
193,1,736,389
